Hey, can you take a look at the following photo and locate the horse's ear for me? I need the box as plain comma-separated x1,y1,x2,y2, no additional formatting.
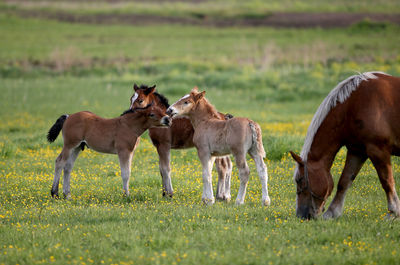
191,86,199,93
145,85,156,95
290,151,304,166
133,83,139,91
194,91,205,102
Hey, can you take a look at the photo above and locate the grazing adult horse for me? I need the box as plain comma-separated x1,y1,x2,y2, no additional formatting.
47,103,171,198
166,87,270,206
290,72,400,219
130,84,233,201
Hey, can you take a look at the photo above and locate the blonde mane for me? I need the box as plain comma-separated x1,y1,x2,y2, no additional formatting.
198,97,222,120
300,71,389,161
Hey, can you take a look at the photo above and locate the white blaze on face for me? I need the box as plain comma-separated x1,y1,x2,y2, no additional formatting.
168,94,191,116
180,94,190,100
130,93,138,109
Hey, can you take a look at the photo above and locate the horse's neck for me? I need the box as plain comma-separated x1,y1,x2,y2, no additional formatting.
306,122,343,171
155,98,167,111
121,114,147,136
190,99,220,128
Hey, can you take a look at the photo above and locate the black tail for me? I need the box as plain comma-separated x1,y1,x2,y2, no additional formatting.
47,115,68,143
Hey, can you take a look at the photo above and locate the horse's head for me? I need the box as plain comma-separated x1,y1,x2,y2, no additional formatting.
130,84,157,109
134,103,171,128
290,151,333,219
166,86,205,117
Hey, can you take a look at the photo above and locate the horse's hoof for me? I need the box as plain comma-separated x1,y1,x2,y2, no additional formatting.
323,211,333,219
216,195,224,201
235,200,244,206
322,209,338,219
51,190,59,199
63,193,71,200
262,197,271,207
385,211,399,220
202,198,215,205
162,191,174,198
216,194,231,202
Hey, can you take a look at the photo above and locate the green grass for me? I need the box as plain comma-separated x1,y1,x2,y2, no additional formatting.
1,6,400,265
3,0,400,17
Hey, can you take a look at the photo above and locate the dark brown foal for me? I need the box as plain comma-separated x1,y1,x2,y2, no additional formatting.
47,104,170,198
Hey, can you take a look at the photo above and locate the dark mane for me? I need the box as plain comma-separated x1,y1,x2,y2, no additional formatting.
154,92,170,109
121,109,135,116
121,103,153,116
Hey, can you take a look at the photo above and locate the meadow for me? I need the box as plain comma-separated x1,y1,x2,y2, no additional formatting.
1,1,400,264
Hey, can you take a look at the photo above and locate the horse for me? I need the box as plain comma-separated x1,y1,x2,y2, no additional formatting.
290,72,400,219
47,103,171,198
166,87,270,206
129,84,233,201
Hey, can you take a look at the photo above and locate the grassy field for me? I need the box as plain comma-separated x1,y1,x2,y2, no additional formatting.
1,2,400,264
3,0,400,16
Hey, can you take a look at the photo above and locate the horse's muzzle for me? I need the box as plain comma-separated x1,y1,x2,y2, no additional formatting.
166,107,177,117
296,205,314,220
161,116,172,127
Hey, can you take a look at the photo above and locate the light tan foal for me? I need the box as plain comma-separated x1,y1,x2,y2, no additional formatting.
167,87,270,206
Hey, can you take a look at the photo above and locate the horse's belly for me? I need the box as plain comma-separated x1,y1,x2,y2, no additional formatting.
210,146,231,156
87,144,117,155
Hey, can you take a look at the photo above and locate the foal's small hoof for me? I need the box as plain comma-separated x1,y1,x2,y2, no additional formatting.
235,200,244,206
262,197,271,207
202,198,215,205
216,194,231,203
162,191,174,198
51,190,59,199
224,196,231,203
63,193,71,200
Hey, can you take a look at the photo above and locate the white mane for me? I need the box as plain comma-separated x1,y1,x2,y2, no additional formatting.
300,71,389,161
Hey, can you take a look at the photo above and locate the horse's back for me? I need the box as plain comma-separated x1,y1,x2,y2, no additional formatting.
62,111,116,148
225,117,255,151
345,74,400,152
63,111,107,130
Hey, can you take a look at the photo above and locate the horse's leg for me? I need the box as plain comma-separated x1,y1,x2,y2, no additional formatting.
323,151,366,219
215,157,227,201
118,150,133,196
367,146,400,218
234,153,250,205
156,144,174,197
51,147,71,198
62,147,81,199
249,152,270,206
224,156,232,202
198,150,215,205
215,156,233,202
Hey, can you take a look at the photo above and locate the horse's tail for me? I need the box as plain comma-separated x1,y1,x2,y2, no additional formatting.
47,115,68,143
249,121,266,158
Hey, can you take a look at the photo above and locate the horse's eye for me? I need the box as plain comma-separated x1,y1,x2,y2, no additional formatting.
139,99,144,103
184,101,188,104
149,113,155,118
